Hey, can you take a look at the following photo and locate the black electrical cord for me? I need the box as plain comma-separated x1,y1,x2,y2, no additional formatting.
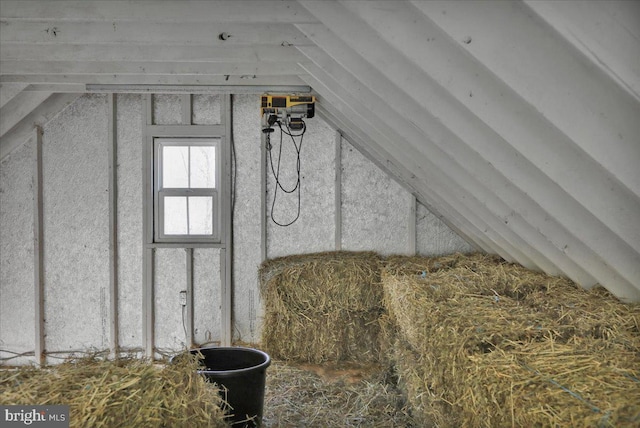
267,119,306,226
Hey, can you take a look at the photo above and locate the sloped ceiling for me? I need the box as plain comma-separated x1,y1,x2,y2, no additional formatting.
1,0,639,301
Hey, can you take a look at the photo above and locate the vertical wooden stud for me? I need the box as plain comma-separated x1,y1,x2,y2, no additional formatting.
185,248,194,347
221,94,233,346
334,130,342,251
181,94,191,125
33,126,45,366
409,195,417,255
107,93,119,357
142,94,155,358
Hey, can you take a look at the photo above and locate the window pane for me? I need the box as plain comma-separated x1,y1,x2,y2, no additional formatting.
190,146,216,188
164,196,187,235
188,196,213,235
162,146,189,188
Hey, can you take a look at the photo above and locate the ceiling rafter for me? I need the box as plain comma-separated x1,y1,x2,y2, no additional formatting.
412,0,640,199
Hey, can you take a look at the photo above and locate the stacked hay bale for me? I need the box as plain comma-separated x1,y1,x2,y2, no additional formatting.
0,355,228,428
259,251,384,364
382,253,640,427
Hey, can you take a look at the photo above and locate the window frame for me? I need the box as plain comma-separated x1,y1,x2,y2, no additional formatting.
153,137,221,243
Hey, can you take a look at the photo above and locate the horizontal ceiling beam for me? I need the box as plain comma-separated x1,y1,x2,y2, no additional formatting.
0,60,307,76
0,21,313,46
0,44,307,63
85,84,312,94
1,74,308,87
0,1,317,23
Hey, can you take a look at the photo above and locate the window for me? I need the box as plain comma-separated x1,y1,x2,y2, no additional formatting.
154,138,220,242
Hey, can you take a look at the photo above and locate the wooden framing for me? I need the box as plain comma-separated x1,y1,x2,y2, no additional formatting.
142,93,232,357
334,130,342,251
142,95,154,357
221,94,233,346
107,93,119,356
32,126,44,365
185,248,194,347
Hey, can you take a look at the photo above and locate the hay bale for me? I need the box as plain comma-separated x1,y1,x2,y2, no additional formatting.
382,252,640,427
260,251,383,312
260,251,384,364
390,338,454,427
383,253,640,349
461,337,640,427
0,355,228,428
261,309,383,363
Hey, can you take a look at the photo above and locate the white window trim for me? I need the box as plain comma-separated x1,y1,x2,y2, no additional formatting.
153,137,221,243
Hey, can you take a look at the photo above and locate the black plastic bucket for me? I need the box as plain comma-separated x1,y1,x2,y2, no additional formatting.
189,346,271,427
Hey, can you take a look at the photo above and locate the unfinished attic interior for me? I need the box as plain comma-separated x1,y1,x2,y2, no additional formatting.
1,0,639,426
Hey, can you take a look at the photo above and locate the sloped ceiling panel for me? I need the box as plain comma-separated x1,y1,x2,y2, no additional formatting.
0,0,638,301
295,0,640,301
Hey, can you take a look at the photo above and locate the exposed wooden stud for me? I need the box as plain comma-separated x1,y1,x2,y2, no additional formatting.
334,130,342,251
185,248,194,348
261,117,268,262
408,195,416,256
221,94,233,346
32,125,44,366
142,94,155,358
107,93,119,357
220,249,231,347
181,94,191,126
143,248,155,358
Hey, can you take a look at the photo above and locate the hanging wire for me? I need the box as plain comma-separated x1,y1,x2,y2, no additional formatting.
267,119,306,226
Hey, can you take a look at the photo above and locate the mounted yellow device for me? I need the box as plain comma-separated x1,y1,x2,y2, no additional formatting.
261,94,315,131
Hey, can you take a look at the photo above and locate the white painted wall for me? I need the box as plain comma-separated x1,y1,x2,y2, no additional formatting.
0,93,473,363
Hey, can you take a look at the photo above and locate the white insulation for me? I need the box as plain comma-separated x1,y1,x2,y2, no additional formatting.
0,93,473,362
40,95,109,361
0,139,35,365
